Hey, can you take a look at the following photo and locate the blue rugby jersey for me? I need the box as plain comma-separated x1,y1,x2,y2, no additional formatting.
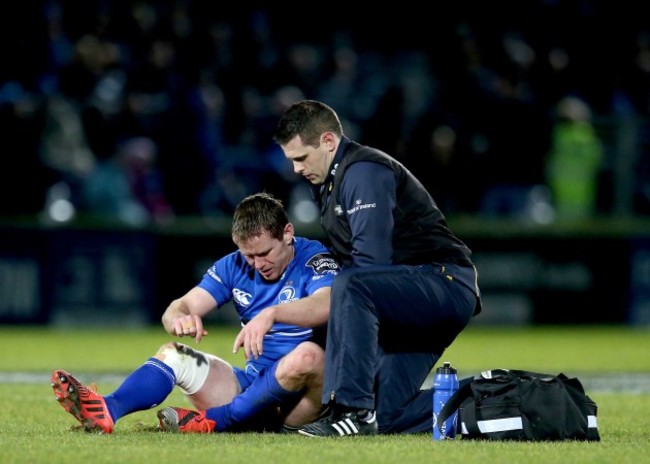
197,236,339,373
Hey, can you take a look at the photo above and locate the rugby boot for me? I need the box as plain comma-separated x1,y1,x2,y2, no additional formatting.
298,409,378,437
157,407,216,433
51,369,114,434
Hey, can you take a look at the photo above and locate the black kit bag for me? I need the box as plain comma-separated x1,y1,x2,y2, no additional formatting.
437,369,600,441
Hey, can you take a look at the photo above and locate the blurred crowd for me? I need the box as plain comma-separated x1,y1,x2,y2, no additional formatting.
1,1,650,226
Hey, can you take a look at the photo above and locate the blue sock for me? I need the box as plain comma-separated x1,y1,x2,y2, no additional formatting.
103,358,175,422
205,361,304,431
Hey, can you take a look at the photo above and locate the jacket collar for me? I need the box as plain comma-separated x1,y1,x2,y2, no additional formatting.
311,136,351,207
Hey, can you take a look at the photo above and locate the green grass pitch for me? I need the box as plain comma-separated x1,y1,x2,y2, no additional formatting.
1,324,649,463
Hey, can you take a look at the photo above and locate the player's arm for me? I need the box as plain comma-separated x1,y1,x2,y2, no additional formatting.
260,286,331,327
232,286,330,359
161,286,217,342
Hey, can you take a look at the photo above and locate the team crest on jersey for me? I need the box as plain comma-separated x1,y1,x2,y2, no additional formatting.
232,288,252,306
278,286,297,304
306,253,341,275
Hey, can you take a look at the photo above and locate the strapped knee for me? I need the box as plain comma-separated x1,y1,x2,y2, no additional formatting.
156,342,216,395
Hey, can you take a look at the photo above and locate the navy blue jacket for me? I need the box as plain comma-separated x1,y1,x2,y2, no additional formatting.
313,137,474,268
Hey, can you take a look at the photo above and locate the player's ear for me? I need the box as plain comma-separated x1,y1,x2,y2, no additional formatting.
283,223,294,245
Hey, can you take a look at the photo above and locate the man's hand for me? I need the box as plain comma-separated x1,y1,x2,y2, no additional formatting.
172,314,208,343
232,308,275,360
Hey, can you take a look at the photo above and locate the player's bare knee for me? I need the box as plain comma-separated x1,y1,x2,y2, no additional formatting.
278,342,324,379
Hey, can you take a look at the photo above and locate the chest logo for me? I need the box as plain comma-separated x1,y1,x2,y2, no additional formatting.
278,286,297,304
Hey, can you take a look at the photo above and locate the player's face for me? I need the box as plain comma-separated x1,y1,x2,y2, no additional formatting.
281,133,337,185
235,224,294,281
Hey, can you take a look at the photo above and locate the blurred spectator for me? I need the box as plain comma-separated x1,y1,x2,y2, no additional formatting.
0,82,57,216
81,136,173,226
614,29,650,215
0,2,647,221
545,95,604,221
404,115,461,214
316,43,364,123
362,85,406,159
266,42,324,98
258,85,307,201
457,27,552,219
39,94,96,198
56,32,126,163
192,73,247,218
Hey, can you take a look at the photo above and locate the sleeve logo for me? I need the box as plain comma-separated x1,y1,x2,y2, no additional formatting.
306,253,341,275
346,198,376,215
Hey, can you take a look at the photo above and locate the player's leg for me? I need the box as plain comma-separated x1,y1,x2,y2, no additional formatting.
159,342,241,409
276,341,326,427
52,341,237,433
154,342,241,433
204,341,324,430
52,346,179,434
51,369,118,433
159,341,324,433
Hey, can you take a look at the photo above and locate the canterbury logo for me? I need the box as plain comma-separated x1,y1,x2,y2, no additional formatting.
331,412,376,436
232,288,252,306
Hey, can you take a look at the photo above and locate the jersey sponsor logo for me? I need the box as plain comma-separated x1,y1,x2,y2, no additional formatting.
334,204,344,215
306,253,341,275
232,288,252,306
347,198,376,215
278,286,297,304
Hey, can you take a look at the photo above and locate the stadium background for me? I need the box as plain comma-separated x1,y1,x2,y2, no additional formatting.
1,1,650,327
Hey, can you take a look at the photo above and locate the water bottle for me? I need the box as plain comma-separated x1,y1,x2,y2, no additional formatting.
433,361,459,440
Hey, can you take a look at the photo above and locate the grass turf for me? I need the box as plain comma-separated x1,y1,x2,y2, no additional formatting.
1,324,649,463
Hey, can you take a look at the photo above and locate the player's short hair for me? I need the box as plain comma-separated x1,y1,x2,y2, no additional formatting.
272,100,343,147
231,192,288,243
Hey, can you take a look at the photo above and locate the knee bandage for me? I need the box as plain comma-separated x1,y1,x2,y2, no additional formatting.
157,343,217,395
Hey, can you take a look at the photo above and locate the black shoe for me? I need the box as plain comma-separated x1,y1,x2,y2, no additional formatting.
298,409,378,437
280,424,300,434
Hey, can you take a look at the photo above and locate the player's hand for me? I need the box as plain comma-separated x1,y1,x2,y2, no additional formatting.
173,314,208,343
232,309,274,360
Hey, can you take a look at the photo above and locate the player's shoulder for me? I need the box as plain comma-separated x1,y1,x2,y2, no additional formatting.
294,236,328,256
215,248,249,274
294,236,340,275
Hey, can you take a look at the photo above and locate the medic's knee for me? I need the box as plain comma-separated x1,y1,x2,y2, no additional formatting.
331,267,370,296
332,268,354,292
